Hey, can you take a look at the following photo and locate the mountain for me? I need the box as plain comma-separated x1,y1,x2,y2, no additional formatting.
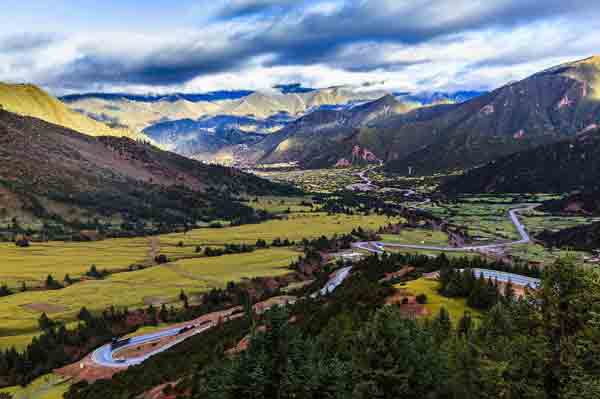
62,86,387,133
224,94,415,167
65,95,223,133
0,82,146,141
0,109,293,235
143,115,278,160
440,127,600,194
397,90,486,105
379,56,600,175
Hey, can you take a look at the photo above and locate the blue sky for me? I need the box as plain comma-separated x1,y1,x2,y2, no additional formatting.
1,0,599,94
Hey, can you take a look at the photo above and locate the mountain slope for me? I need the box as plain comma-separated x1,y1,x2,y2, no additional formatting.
440,127,600,194
237,94,415,167
143,115,273,160
0,82,146,141
537,222,600,252
539,192,600,215
0,109,292,235
382,56,600,175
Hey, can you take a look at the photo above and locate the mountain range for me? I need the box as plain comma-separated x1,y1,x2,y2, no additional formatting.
4,56,600,185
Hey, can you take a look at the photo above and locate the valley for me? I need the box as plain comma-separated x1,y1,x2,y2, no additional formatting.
1,19,600,397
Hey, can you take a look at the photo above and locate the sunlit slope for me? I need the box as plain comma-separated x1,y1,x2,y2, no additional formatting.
0,82,147,140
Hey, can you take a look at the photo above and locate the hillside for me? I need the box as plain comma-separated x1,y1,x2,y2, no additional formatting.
143,115,282,161
0,109,293,237
234,94,415,167
381,56,600,175
539,191,600,215
440,127,600,194
0,82,146,141
537,222,600,252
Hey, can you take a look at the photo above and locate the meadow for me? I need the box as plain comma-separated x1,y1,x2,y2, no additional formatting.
380,229,449,246
0,212,396,350
0,373,69,399
397,278,481,323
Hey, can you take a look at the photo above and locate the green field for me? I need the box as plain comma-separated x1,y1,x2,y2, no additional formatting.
380,229,449,246
0,237,152,288
397,278,481,323
0,213,396,350
255,168,362,193
157,212,396,248
0,373,69,399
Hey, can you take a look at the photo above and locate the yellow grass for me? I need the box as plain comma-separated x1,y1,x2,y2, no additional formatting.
0,248,298,349
0,82,143,140
0,237,152,287
0,373,69,399
160,212,397,247
397,278,481,323
0,213,395,349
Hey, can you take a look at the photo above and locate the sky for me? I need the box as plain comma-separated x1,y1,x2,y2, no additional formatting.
1,0,599,95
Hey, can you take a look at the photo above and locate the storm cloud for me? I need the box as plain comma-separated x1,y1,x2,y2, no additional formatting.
2,0,599,93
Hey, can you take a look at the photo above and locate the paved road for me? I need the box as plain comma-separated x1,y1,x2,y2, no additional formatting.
311,266,353,298
467,268,540,288
348,165,538,255
92,266,354,369
353,204,537,254
91,322,213,368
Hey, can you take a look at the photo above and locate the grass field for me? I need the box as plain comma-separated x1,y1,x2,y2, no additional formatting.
157,213,397,248
0,237,152,288
396,278,481,323
0,213,395,350
380,229,449,246
0,373,69,399
255,168,361,193
0,248,299,350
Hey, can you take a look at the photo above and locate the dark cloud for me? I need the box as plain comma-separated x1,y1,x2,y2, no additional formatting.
0,33,56,53
47,0,600,88
217,0,299,19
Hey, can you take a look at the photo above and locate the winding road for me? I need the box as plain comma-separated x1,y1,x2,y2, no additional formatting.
89,166,538,369
349,166,538,255
91,322,214,368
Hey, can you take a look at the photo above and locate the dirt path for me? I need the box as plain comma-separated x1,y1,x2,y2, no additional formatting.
148,236,160,259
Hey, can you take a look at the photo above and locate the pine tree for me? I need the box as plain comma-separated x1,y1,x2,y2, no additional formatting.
457,311,473,337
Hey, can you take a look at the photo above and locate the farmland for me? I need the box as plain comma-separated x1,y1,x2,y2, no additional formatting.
0,212,396,350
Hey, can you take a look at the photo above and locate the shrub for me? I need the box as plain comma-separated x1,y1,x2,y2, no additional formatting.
416,294,428,304
155,254,169,264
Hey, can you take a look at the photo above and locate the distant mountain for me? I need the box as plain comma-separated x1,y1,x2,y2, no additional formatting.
440,127,600,194
224,94,415,167
397,90,486,105
0,82,146,141
62,86,387,133
0,109,292,233
381,56,600,175
143,115,278,160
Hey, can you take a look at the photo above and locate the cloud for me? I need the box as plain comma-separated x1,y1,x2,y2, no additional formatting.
2,0,600,94
216,0,299,18
0,33,56,53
